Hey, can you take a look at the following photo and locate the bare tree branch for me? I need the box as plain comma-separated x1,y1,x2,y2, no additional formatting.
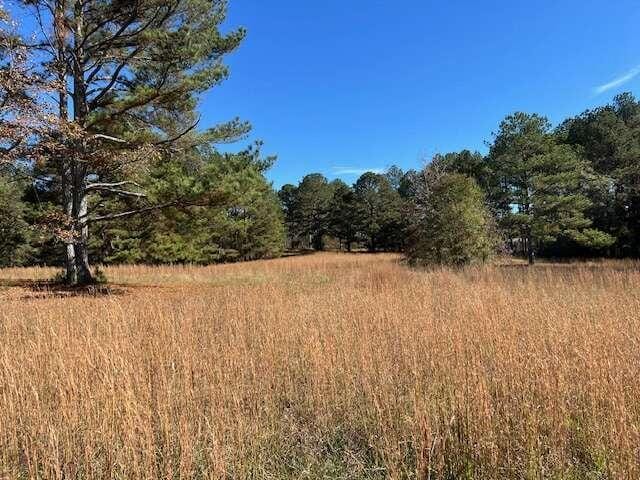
88,200,179,223
90,188,147,198
86,180,143,190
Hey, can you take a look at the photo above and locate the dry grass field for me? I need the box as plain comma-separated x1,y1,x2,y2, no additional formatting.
0,253,639,479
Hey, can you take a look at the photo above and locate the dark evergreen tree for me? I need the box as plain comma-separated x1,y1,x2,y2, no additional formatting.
488,112,613,264
432,150,492,191
558,93,640,256
328,180,359,251
0,176,34,266
91,145,285,264
278,183,301,248
353,172,403,252
384,165,405,191
290,173,333,250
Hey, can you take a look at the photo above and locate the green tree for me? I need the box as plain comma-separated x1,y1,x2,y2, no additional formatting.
384,165,405,191
398,169,420,200
558,93,640,256
353,172,402,251
328,180,359,251
278,183,301,248
489,112,614,263
406,169,496,266
291,173,333,250
0,177,33,266
432,150,492,190
5,0,249,284
92,145,284,264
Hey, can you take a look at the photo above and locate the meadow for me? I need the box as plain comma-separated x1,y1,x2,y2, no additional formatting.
0,253,639,479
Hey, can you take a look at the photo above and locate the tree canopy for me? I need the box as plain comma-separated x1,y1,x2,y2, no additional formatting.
405,168,496,266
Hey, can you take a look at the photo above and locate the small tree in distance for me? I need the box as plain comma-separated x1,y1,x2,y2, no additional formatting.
353,172,403,252
328,179,359,251
406,166,497,266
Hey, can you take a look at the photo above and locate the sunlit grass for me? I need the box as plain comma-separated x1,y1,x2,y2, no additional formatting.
0,253,638,479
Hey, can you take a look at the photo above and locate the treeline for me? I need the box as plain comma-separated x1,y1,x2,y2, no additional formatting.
2,91,639,268
279,170,405,252
2,2,639,278
279,92,640,264
0,145,285,267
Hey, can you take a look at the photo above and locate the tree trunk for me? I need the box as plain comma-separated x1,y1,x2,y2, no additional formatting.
65,0,93,286
369,237,376,252
62,162,78,284
74,189,93,284
527,234,535,265
313,233,324,251
63,164,93,285
56,0,81,285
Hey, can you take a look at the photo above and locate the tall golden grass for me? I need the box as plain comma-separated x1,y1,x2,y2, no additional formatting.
0,253,639,479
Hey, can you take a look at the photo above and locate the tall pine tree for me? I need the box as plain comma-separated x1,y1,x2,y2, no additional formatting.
3,0,249,284
489,112,614,263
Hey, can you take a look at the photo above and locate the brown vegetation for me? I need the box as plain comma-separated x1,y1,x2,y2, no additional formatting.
0,253,638,478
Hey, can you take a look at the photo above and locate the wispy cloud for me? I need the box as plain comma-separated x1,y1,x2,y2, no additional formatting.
331,166,385,176
593,64,640,95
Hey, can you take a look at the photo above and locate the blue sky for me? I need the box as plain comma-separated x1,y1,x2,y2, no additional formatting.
9,1,640,187
206,0,640,187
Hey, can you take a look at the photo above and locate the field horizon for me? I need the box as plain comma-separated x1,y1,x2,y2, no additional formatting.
1,253,639,479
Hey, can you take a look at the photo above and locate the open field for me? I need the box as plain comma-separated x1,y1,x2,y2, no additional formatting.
1,253,639,479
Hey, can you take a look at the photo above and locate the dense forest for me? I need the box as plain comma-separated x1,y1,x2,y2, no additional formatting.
1,2,639,275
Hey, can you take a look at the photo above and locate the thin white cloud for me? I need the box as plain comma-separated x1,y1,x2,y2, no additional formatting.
594,64,640,95
331,166,385,176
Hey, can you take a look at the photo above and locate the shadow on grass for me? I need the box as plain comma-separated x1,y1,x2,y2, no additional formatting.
497,262,639,272
0,279,127,300
280,249,319,258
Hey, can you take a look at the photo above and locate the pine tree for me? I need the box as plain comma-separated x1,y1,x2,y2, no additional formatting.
3,0,249,284
0,176,34,266
291,174,333,250
278,183,301,249
92,145,284,264
353,172,402,252
328,180,359,251
558,93,640,256
432,150,492,191
489,112,614,264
